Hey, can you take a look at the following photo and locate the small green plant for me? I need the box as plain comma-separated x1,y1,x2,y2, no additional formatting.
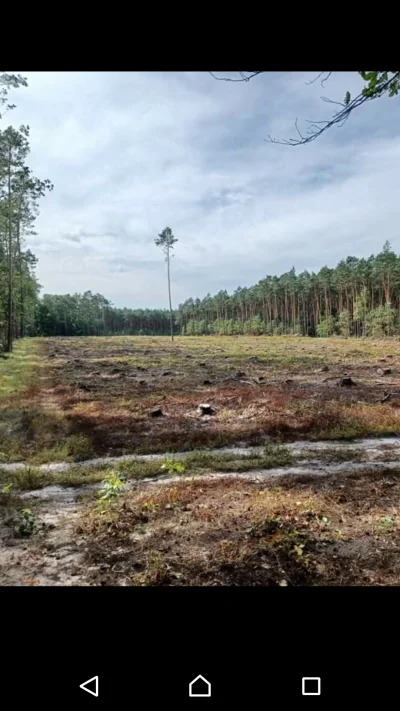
67,433,94,461
263,442,293,466
379,516,394,530
319,516,330,527
160,457,186,475
7,507,38,537
0,482,16,507
292,543,305,557
96,471,126,513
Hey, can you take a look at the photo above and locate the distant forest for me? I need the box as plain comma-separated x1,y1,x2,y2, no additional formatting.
29,242,400,339
2,74,400,350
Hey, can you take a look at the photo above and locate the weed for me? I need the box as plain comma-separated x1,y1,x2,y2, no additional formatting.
66,434,94,461
136,551,175,585
246,517,282,537
7,507,38,537
320,516,330,527
218,408,235,420
379,516,394,530
0,482,15,507
96,471,126,513
263,442,293,466
160,457,186,475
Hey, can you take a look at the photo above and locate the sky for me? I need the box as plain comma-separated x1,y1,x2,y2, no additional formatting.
6,71,400,308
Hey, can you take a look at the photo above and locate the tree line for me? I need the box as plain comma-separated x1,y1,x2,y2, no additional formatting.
35,292,173,336
0,73,52,352
2,72,400,346
33,242,400,339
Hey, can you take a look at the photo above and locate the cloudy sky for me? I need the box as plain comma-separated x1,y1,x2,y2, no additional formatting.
7,71,400,308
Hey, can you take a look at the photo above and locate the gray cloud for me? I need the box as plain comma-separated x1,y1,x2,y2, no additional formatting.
6,71,400,308
63,234,81,243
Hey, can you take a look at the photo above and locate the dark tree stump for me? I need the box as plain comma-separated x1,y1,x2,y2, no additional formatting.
198,403,214,416
377,368,391,376
149,407,163,417
340,377,356,387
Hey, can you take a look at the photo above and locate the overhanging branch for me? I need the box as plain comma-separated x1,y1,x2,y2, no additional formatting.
267,71,400,145
208,71,263,83
209,70,400,146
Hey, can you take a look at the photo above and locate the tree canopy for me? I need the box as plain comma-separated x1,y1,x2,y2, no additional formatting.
0,74,53,351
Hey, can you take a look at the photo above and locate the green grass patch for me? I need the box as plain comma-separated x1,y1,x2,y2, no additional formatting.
0,339,42,397
316,423,400,441
0,445,294,491
297,447,364,463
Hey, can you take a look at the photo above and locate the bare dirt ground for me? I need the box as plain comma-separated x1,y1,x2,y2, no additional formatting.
81,469,400,587
1,463,399,586
3,335,400,464
1,335,400,586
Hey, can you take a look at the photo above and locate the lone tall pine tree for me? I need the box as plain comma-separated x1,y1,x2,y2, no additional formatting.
155,226,178,342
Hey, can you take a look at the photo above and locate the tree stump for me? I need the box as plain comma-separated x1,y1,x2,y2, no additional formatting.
340,377,356,387
198,403,214,416
149,407,163,417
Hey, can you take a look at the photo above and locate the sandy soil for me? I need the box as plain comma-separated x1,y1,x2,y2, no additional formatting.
1,336,400,586
1,438,400,586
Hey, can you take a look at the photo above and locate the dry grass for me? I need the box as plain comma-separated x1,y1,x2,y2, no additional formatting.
3,336,400,587
78,467,400,586
2,335,400,463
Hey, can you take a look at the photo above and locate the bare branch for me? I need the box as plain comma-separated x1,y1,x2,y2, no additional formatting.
209,71,263,83
210,69,400,147
320,96,346,108
266,71,400,146
321,71,332,88
294,118,305,140
305,71,332,88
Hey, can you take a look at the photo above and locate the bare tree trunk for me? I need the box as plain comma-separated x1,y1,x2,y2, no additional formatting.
167,248,174,342
16,200,24,338
6,150,13,353
17,237,24,338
